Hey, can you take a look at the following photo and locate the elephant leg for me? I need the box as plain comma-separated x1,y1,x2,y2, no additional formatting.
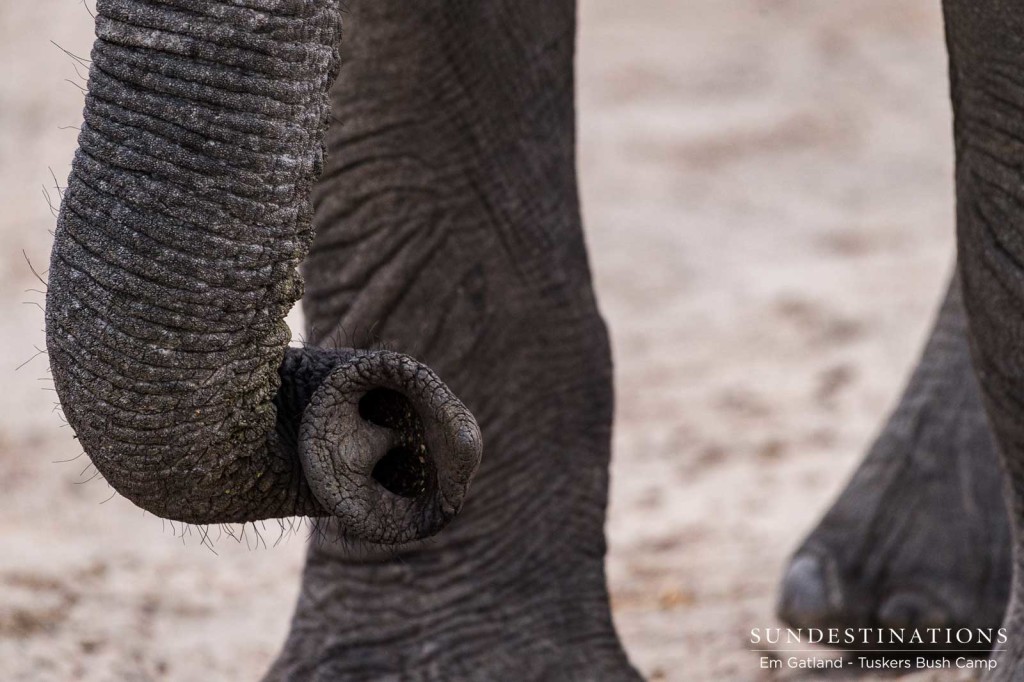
778,269,1011,641
264,1,641,680
942,0,1024,677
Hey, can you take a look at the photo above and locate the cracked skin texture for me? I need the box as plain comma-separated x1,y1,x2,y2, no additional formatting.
46,0,640,678
45,0,481,542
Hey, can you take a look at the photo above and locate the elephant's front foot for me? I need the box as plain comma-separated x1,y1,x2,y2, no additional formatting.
264,537,643,682
777,377,1009,646
778,276,1010,647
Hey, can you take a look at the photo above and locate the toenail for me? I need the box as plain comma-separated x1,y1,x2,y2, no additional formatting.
778,553,845,627
878,593,949,629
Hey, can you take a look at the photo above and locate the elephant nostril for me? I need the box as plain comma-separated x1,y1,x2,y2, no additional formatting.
299,351,481,542
358,387,432,497
372,445,427,498
358,387,411,429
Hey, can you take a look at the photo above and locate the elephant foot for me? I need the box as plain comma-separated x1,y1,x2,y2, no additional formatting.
778,400,1009,642
263,523,642,682
778,275,1011,648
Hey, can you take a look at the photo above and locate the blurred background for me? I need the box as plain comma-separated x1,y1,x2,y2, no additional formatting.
0,1,964,680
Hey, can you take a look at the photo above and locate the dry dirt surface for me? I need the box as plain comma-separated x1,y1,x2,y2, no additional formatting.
0,1,981,680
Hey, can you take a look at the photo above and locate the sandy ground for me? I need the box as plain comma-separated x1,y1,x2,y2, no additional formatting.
0,1,981,680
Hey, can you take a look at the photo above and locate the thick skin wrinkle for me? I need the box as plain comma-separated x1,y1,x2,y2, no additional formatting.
267,1,641,680
45,0,481,543
946,0,1024,677
779,271,1011,642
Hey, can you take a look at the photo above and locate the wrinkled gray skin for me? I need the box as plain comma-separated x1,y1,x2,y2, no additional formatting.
779,272,1012,640
50,0,1024,679
45,0,639,679
45,0,484,542
783,1,1024,678
945,2,1024,676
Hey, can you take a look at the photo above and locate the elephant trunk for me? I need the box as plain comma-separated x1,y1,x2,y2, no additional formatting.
44,0,481,542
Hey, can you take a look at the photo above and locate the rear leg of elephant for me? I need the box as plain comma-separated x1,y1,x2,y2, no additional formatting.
943,0,1024,676
778,271,1011,643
